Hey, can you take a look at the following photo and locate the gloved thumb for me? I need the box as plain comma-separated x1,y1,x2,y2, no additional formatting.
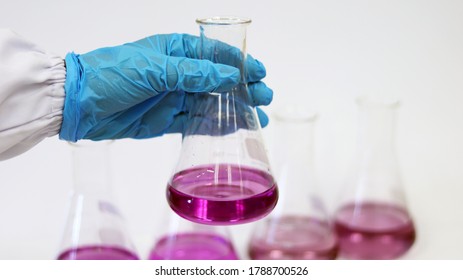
155,56,240,93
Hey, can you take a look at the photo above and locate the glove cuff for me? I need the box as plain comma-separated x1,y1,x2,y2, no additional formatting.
59,52,82,142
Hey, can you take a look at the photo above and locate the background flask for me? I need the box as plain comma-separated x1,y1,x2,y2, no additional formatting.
148,210,239,260
166,16,278,225
247,108,338,260
334,97,416,259
57,141,139,260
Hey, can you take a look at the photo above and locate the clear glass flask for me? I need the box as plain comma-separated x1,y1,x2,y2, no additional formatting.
247,108,338,260
57,141,139,260
148,210,239,260
166,16,278,225
334,97,416,259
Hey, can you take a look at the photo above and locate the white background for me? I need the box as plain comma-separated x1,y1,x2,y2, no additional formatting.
0,0,462,259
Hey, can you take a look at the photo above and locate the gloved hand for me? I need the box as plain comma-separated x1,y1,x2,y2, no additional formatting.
59,33,273,141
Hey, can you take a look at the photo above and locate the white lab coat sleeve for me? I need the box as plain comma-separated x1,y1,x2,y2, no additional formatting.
0,28,65,161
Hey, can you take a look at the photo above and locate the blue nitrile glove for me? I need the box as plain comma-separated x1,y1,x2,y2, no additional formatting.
59,34,273,141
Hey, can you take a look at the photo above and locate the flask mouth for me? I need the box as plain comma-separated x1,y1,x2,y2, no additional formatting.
356,96,400,109
196,16,251,25
273,106,318,123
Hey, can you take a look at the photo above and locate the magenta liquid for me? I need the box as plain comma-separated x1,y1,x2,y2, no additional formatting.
57,245,139,260
167,164,278,225
334,202,416,259
149,232,239,260
248,216,338,260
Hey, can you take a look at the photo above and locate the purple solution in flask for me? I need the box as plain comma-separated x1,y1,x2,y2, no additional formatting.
149,232,239,260
334,202,416,259
167,164,278,225
58,245,139,260
249,216,338,260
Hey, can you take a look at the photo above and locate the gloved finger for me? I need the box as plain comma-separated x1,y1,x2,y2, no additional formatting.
248,81,273,106
147,34,266,83
198,40,267,83
138,34,237,63
256,107,269,128
245,55,266,83
153,55,240,93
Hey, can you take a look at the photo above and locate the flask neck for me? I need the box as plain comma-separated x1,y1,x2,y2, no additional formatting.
276,121,315,168
356,100,398,160
71,141,112,195
347,99,406,205
183,17,259,137
273,116,317,197
271,112,327,219
198,17,249,82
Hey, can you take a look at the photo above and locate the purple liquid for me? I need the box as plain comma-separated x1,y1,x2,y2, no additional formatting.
167,164,278,225
248,216,339,260
149,232,239,260
57,245,139,260
334,202,416,259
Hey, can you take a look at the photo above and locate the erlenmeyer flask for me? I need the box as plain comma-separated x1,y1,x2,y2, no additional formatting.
166,16,278,225
148,210,239,260
57,141,139,260
248,108,338,260
334,97,416,259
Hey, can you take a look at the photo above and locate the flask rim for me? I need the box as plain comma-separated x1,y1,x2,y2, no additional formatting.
273,106,318,123
196,16,252,25
356,96,401,109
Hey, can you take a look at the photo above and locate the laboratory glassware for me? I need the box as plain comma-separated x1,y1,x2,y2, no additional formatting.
148,210,239,260
248,108,338,260
334,97,416,259
166,16,278,225
57,141,139,260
